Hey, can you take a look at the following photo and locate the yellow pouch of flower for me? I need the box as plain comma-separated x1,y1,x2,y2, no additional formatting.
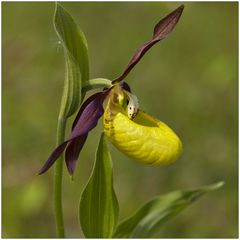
104,88,183,166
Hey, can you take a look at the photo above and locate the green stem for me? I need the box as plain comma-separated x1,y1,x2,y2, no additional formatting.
54,117,67,238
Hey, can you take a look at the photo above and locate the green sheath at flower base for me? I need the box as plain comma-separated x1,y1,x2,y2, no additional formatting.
104,87,183,166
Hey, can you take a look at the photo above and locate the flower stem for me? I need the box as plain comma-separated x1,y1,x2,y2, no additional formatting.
54,117,67,238
82,78,113,92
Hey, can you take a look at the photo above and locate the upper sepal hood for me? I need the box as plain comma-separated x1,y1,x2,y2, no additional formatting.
112,5,184,84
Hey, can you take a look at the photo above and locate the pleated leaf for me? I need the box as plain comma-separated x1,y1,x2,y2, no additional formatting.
114,181,224,238
79,133,119,238
54,3,89,118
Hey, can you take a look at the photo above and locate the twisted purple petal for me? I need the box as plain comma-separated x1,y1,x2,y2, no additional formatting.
38,142,69,175
72,92,104,130
39,89,112,175
68,89,110,140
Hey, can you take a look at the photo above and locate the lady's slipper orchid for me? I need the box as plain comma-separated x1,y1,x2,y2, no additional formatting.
39,5,184,176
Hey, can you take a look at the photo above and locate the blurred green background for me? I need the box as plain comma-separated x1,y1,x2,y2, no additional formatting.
2,2,238,238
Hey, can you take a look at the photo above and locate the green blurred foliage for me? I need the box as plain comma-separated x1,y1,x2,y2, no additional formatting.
2,2,238,238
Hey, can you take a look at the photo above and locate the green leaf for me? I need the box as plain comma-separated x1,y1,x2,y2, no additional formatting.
54,3,89,118
114,181,224,238
79,133,119,238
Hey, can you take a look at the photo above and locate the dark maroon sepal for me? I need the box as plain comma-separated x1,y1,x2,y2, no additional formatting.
112,5,184,84
65,134,88,175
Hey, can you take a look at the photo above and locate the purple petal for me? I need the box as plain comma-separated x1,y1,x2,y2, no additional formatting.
69,89,111,140
112,5,184,83
39,89,112,175
72,92,104,130
38,141,69,175
65,134,88,175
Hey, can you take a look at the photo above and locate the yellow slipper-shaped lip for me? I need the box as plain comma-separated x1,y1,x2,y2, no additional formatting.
104,102,183,166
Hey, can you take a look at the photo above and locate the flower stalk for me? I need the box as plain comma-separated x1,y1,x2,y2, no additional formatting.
54,117,67,238
82,78,113,92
